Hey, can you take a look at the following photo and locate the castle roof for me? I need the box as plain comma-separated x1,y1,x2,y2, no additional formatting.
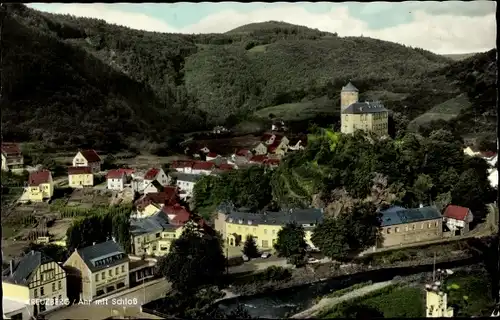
341,82,358,92
342,101,388,114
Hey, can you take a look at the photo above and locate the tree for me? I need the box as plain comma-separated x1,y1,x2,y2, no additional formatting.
243,235,259,258
65,205,131,251
274,222,307,266
24,243,69,262
412,174,434,206
157,222,226,294
451,169,495,219
312,202,380,261
435,192,452,212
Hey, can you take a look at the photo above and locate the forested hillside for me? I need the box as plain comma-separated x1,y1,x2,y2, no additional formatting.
1,4,496,150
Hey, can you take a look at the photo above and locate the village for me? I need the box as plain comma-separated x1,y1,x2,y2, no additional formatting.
1,83,499,319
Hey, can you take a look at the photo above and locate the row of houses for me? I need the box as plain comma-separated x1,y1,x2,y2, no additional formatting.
214,202,474,252
2,240,159,319
3,190,205,318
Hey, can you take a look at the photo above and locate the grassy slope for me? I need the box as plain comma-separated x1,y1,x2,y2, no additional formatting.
320,270,494,318
409,94,471,128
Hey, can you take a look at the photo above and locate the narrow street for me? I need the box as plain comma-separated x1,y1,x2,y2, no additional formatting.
45,258,288,319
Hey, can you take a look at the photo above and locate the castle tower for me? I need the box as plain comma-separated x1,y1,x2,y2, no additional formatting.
340,81,359,111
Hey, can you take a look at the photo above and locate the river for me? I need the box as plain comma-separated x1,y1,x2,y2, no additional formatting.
217,257,481,318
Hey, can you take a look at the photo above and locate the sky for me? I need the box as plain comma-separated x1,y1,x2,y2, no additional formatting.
28,1,496,55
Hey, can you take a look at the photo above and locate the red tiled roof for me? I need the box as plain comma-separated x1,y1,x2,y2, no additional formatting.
144,168,160,180
1,143,21,156
264,159,280,166
207,152,218,158
135,187,180,210
250,155,267,163
117,168,135,175
68,166,92,175
193,161,215,171
261,134,274,142
236,149,250,156
443,205,470,221
171,160,195,169
79,149,101,163
28,170,51,186
480,151,497,158
163,204,191,225
218,163,234,170
267,140,282,153
107,169,126,179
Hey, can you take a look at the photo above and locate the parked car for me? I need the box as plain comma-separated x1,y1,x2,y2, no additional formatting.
242,254,249,262
261,252,271,259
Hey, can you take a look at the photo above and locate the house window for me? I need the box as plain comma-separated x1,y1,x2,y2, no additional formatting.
115,267,119,275
262,240,269,248
34,289,38,298
395,227,400,233
435,221,438,227
95,274,99,281
412,224,416,230
156,232,160,238
40,286,45,296
52,283,56,292
264,229,268,235
421,223,424,229
427,223,431,229
404,225,409,232
58,295,62,301
272,230,276,235
109,270,113,277
386,228,391,234
102,272,106,279
121,266,125,273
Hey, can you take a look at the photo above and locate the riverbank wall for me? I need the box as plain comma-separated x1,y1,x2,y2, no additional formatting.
217,253,479,304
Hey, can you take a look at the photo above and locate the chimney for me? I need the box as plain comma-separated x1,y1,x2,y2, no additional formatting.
10,260,14,275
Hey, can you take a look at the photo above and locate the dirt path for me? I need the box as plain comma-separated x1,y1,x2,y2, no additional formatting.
290,280,394,319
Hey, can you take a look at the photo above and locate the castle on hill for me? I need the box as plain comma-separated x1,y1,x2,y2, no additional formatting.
340,82,389,136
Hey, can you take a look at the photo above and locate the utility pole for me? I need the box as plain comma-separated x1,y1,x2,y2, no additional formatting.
226,246,229,275
432,252,436,282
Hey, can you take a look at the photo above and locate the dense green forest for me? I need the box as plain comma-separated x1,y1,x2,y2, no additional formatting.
194,129,496,220
1,4,496,150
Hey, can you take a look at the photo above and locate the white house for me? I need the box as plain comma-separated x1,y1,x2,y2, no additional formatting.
143,180,166,195
72,149,102,173
174,173,202,199
488,169,498,188
253,143,268,156
463,146,481,157
443,205,474,234
107,169,126,191
191,161,216,175
206,152,220,161
171,160,195,174
143,168,170,187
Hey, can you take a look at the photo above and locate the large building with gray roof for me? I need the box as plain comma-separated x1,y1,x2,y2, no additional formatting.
377,205,443,248
215,203,323,249
340,82,389,136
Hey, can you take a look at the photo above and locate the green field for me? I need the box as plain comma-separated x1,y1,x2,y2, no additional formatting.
253,96,336,121
409,93,471,129
319,270,495,318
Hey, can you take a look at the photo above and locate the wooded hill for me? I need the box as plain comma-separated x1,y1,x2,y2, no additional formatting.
1,4,496,150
